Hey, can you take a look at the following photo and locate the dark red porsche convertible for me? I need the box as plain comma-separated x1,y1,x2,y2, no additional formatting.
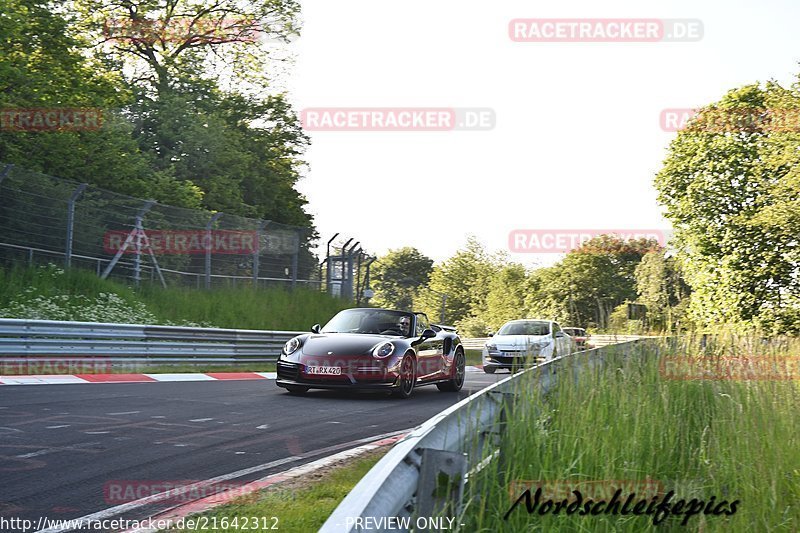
275,308,465,398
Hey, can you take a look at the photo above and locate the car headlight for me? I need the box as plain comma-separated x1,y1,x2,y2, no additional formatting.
283,336,302,355
485,344,497,351
372,342,395,358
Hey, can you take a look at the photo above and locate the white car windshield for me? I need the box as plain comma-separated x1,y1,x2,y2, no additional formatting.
497,321,550,336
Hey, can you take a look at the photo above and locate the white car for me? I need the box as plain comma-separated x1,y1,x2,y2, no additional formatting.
482,319,572,373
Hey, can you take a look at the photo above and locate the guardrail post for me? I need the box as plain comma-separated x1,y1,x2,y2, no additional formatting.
205,212,223,289
64,183,87,268
416,449,468,522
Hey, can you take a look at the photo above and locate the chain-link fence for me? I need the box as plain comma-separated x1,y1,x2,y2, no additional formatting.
0,162,322,289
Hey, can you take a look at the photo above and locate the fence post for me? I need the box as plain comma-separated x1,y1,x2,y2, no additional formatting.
253,220,269,287
291,229,300,290
132,201,155,288
363,257,375,303
325,233,339,294
64,183,87,268
101,200,154,282
343,241,359,301
205,212,223,289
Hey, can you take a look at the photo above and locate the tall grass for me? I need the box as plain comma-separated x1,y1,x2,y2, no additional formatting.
0,264,352,330
0,264,141,306
139,285,351,330
461,335,800,532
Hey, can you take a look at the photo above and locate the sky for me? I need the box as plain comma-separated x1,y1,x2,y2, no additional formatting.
284,0,800,266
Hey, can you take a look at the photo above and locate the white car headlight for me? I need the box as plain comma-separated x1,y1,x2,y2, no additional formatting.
485,344,498,351
373,342,395,358
283,336,302,355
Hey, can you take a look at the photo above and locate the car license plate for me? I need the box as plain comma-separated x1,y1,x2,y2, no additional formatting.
307,366,342,375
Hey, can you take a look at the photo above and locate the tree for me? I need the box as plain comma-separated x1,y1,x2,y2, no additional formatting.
0,0,201,204
129,88,312,224
371,247,433,311
655,82,800,333
524,266,570,324
418,236,501,326
75,0,300,97
484,264,528,331
524,235,659,329
634,251,690,331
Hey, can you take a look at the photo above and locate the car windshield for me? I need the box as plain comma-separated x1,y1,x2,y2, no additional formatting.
321,309,414,336
497,321,550,336
565,328,585,336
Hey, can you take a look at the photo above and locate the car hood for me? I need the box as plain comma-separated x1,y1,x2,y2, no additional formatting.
301,333,399,356
489,334,551,350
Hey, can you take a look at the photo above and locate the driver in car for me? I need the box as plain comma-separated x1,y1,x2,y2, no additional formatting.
398,316,411,337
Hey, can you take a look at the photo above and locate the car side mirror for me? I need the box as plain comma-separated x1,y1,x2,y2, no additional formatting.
488,332,494,337
421,328,436,340
311,324,321,333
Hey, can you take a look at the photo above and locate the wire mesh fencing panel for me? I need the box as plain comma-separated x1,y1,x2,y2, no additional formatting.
0,162,322,289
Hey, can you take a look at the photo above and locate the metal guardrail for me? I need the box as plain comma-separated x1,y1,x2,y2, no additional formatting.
321,339,649,532
461,334,651,350
0,318,302,366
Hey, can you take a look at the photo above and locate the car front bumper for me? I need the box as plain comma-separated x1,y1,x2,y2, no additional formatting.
483,354,547,369
276,360,402,390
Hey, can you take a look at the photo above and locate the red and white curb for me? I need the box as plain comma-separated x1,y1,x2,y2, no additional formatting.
1,367,484,385
0,372,276,385
123,432,407,533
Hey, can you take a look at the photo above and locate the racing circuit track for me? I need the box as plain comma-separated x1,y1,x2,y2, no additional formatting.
0,371,505,527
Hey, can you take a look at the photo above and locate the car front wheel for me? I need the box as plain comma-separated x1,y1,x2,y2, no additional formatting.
393,355,416,399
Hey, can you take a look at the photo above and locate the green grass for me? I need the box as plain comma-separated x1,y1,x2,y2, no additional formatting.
0,263,144,312
0,264,351,330
465,349,483,367
166,450,386,532
461,335,800,532
139,285,348,331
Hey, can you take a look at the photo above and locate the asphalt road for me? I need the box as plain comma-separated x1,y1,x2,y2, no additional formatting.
0,371,506,528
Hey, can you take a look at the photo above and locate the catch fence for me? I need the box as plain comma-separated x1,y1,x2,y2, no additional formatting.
0,163,322,289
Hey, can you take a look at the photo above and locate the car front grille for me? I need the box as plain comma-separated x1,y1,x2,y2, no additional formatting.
277,361,301,380
495,349,540,357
